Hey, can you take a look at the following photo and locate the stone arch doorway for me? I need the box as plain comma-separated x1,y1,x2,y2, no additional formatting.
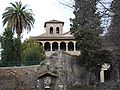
100,63,111,82
99,50,118,82
52,42,58,51
68,42,74,51
60,42,66,51
44,42,50,51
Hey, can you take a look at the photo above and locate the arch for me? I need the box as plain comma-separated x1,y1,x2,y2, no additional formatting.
44,42,50,51
52,42,58,51
60,42,66,51
103,63,111,82
99,50,118,82
68,42,74,51
39,42,43,48
39,42,43,46
50,27,53,34
56,27,59,34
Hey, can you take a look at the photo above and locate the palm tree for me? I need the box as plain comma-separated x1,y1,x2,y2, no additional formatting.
2,1,35,66
2,1,35,38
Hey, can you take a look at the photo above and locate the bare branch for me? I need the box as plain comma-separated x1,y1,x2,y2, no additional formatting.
98,1,111,12
57,0,74,9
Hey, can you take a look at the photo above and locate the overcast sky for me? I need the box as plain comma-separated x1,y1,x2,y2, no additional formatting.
0,0,74,41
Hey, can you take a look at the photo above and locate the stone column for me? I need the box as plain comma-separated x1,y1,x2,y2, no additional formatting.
100,70,104,82
50,42,52,51
42,42,45,50
66,42,68,51
73,42,76,51
58,42,60,50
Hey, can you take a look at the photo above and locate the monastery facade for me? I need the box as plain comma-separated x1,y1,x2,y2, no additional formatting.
32,20,116,83
32,20,80,57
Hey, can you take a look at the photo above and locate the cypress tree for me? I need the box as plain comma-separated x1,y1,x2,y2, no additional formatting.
108,0,120,52
0,27,17,66
70,0,102,70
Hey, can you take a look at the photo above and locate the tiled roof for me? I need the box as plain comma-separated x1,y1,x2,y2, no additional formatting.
32,31,75,40
32,35,75,40
44,19,64,27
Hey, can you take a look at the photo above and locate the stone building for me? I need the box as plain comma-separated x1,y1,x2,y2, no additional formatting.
32,20,80,57
32,20,119,84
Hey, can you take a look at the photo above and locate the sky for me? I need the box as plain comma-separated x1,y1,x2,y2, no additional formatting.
0,0,74,41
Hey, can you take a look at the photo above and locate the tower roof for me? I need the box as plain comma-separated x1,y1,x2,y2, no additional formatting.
44,19,64,27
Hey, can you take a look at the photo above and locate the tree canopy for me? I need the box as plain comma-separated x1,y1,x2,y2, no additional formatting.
21,38,45,66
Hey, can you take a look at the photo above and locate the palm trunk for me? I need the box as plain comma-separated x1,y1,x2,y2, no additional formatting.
15,34,21,66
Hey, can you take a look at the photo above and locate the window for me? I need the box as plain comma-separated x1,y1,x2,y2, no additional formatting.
50,27,53,34
56,27,59,34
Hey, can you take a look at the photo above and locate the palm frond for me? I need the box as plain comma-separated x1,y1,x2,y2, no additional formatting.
2,1,35,37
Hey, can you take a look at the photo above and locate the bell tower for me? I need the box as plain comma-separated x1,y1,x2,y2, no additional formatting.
44,20,64,36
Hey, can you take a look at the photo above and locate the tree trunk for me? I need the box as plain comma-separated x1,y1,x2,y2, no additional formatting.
15,37,21,66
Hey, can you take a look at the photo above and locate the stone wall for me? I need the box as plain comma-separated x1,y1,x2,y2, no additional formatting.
0,51,90,90
47,51,96,86
0,51,119,90
96,82,120,90
66,83,120,90
66,85,96,90
0,65,42,90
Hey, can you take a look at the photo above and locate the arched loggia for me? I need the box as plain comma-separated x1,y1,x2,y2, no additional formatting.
44,42,50,51
60,42,66,51
68,42,74,51
52,42,58,51
39,42,43,46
